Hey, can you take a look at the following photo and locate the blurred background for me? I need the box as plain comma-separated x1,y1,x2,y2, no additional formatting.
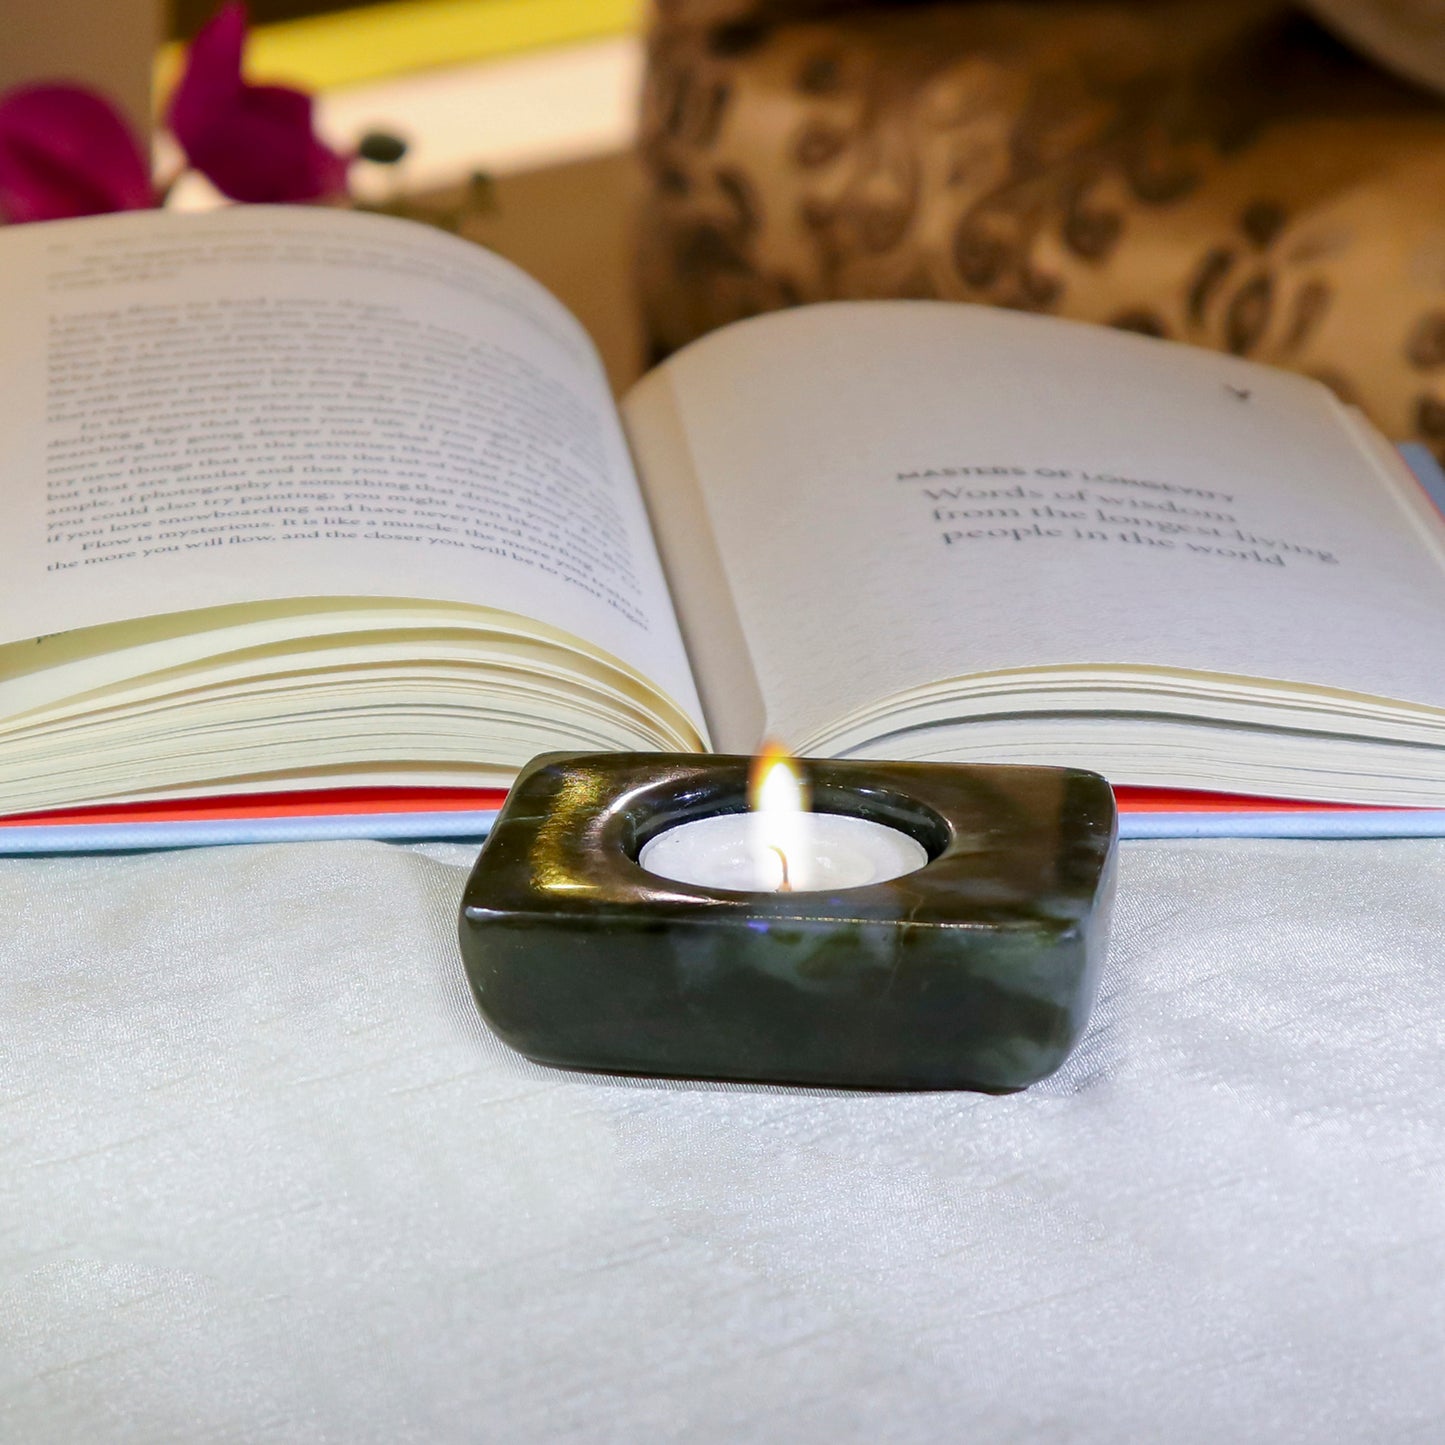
3,0,651,386
4,0,1445,448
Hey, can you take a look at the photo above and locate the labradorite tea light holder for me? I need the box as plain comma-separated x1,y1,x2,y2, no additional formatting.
458,753,1118,1092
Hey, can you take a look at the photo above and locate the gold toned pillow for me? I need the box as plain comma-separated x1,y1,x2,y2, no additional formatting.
1303,0,1445,95
651,0,858,25
639,0,1445,454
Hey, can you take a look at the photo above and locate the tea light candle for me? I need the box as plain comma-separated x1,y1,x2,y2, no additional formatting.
639,810,928,891
638,742,928,892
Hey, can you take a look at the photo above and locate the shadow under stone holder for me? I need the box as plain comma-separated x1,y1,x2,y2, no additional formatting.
458,753,1118,1092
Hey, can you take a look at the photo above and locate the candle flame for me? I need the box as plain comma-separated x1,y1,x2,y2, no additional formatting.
749,741,809,891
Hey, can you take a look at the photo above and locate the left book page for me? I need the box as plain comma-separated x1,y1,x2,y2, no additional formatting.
0,208,704,811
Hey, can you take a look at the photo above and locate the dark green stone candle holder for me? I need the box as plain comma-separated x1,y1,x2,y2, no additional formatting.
458,753,1118,1092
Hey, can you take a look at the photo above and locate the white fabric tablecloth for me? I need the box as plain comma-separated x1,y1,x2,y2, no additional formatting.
3,837,1443,1442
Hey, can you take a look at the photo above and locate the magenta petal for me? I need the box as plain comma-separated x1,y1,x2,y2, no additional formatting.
307,140,350,199
167,0,247,149
168,3,348,203
0,84,152,222
241,83,314,130
184,84,349,202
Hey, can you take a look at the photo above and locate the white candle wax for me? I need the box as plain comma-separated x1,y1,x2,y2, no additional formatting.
638,811,928,892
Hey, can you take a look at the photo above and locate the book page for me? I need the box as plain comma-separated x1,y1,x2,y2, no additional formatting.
629,302,1445,754
626,375,765,753
0,207,702,732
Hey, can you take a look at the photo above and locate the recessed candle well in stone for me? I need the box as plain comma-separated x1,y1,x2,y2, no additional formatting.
637,743,929,891
457,752,1118,1092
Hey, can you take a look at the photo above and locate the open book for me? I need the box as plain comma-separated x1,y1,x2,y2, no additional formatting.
2,206,1444,851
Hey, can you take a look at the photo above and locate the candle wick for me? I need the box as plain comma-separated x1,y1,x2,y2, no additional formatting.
769,845,793,893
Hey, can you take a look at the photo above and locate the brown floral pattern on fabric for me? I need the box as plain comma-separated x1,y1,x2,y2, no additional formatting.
639,0,1445,456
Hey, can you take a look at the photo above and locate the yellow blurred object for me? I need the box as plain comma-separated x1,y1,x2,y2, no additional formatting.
155,0,643,101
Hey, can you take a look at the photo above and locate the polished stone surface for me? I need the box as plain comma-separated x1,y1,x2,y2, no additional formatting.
459,753,1117,1091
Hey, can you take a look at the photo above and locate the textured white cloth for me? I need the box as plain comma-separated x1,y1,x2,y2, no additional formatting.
2,838,1444,1442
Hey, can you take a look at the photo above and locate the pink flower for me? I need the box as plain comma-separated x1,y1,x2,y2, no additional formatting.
168,2,348,203
0,84,153,223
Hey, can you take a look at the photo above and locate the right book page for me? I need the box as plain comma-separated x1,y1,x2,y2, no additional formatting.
628,302,1445,800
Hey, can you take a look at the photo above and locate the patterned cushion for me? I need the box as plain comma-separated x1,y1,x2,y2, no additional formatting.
654,0,1445,95
639,0,1445,453
1294,2,1445,92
